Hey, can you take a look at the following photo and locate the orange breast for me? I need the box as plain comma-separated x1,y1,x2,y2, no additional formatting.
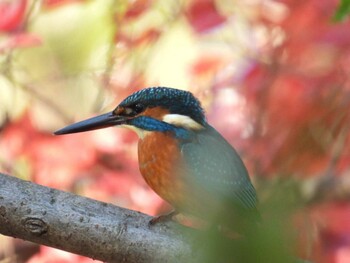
138,132,188,209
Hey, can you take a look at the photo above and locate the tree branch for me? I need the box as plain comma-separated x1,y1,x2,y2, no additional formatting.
0,173,197,263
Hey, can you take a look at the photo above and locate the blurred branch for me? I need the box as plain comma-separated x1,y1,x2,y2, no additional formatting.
302,171,350,205
304,120,350,204
22,0,40,28
0,173,197,263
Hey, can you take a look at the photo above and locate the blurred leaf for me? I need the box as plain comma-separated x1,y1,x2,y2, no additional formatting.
333,0,350,21
196,182,303,263
42,0,86,10
124,0,152,20
186,0,226,33
0,33,42,52
0,0,27,32
33,0,115,75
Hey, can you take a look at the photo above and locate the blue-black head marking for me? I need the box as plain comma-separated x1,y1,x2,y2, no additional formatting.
119,87,207,125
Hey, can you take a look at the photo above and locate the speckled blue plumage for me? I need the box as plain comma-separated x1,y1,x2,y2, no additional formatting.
120,87,207,126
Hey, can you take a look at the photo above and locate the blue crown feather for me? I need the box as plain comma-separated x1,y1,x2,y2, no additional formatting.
120,87,207,126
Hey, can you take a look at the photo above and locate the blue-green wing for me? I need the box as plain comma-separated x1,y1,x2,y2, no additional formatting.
181,125,257,210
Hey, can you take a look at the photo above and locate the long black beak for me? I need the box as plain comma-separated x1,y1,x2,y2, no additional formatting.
54,111,127,135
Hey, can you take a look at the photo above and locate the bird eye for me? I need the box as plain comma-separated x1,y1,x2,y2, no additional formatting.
133,103,144,114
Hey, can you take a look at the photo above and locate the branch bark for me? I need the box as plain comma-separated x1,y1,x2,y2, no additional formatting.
0,173,198,263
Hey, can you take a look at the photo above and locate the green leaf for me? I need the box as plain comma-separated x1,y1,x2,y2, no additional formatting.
333,0,350,22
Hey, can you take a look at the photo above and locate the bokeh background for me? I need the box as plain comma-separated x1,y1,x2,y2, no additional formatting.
0,0,350,262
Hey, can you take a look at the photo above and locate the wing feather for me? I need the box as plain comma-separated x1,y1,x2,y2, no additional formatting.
181,125,257,210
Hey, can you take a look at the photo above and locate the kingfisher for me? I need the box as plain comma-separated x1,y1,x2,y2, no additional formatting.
55,87,258,232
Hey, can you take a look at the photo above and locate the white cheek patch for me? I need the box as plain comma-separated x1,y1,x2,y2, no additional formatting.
162,114,203,130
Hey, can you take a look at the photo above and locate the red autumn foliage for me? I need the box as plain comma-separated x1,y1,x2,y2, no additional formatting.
124,0,152,20
117,28,161,49
0,0,42,51
0,0,27,32
309,203,350,263
42,0,85,9
190,55,224,77
185,0,226,33
1,0,350,262
241,0,350,178
0,32,42,52
235,0,350,262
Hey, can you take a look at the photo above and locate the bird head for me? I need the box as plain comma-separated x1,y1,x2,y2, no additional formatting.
54,87,207,137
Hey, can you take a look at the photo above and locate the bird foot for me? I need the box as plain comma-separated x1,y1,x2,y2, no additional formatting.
149,210,178,226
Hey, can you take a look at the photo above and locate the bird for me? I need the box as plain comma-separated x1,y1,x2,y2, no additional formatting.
54,87,258,232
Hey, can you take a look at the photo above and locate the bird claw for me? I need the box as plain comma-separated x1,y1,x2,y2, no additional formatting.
149,210,178,226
